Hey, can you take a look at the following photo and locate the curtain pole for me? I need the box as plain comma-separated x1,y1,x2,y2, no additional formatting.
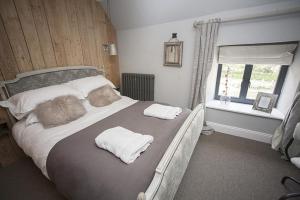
194,6,300,26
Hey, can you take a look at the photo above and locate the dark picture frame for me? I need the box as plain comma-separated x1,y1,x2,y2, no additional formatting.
163,41,183,67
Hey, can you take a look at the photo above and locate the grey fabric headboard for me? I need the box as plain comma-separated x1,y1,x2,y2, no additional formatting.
0,66,104,98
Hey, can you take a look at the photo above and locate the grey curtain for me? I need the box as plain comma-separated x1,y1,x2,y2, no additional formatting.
189,19,220,134
272,81,300,159
189,19,220,109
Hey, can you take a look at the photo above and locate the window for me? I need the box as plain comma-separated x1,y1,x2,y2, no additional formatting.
214,64,288,105
215,42,298,105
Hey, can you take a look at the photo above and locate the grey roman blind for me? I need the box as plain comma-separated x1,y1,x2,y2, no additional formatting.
218,43,298,65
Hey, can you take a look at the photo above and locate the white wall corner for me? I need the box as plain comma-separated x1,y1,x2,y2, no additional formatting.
206,121,272,144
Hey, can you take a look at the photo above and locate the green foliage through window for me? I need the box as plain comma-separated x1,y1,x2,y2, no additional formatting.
215,64,287,105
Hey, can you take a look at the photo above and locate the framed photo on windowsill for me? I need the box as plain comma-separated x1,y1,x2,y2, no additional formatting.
252,92,278,113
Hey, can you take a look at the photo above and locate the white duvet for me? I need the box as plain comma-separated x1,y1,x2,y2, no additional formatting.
12,96,137,178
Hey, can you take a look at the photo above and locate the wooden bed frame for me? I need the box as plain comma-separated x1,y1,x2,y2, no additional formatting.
0,66,204,200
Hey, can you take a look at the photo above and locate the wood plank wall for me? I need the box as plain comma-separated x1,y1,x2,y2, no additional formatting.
0,0,120,86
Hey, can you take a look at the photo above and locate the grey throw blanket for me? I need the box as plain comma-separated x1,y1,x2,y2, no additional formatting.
46,101,190,200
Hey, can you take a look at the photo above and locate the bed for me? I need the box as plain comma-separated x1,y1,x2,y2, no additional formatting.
0,66,204,200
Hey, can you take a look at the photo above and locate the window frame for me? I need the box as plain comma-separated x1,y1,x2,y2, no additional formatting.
214,64,288,106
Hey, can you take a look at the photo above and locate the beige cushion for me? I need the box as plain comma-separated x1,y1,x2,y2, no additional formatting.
35,95,86,128
88,85,121,107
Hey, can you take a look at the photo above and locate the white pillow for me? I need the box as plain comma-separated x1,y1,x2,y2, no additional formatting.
25,112,39,126
65,75,116,97
1,84,84,120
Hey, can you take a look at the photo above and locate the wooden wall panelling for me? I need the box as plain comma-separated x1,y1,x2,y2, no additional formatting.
0,0,120,86
74,0,91,66
64,0,83,66
29,0,57,67
92,2,120,86
14,0,45,69
107,22,120,86
93,1,106,23
0,72,3,81
85,0,100,68
75,0,98,67
0,0,33,72
105,21,113,83
98,16,111,80
43,0,68,66
0,17,19,80
92,1,105,70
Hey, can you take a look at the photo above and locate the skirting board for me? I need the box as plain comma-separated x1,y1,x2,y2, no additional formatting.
206,121,272,144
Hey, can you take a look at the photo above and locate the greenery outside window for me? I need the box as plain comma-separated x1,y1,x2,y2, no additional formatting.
214,64,288,105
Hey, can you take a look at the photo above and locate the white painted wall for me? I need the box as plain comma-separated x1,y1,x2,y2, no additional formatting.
118,10,300,113
118,20,195,107
109,0,282,29
118,1,300,112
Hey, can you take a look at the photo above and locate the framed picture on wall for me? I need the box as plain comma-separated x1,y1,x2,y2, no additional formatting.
252,92,278,113
163,41,183,67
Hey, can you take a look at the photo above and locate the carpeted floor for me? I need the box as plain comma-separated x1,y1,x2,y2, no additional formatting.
0,135,20,167
1,132,300,200
174,132,300,200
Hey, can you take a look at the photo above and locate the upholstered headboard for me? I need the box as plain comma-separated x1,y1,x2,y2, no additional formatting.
0,66,104,99
0,66,104,133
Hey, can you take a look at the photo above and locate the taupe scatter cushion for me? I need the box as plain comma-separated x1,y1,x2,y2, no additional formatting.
88,85,121,107
35,95,86,128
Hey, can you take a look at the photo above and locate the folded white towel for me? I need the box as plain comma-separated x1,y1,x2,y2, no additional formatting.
143,104,182,119
95,126,153,164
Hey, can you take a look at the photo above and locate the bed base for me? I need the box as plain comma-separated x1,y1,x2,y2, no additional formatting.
0,66,204,200
0,66,104,127
0,66,105,158
139,103,204,200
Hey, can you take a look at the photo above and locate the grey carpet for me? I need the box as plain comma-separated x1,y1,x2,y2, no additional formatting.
174,132,300,200
1,132,299,200
0,158,66,200
0,135,20,167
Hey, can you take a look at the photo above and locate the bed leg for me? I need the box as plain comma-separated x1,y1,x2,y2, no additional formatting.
137,192,146,200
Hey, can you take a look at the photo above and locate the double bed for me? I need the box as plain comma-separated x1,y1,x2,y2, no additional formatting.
0,66,204,200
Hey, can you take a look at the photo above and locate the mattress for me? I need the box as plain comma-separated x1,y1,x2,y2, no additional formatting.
12,96,137,177
12,97,191,200
46,101,190,200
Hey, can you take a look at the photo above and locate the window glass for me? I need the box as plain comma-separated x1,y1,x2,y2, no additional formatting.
247,64,281,99
218,64,245,98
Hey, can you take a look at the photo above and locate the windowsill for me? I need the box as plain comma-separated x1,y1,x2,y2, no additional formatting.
206,100,284,120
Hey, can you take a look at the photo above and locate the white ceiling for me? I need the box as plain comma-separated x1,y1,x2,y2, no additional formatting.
102,0,285,30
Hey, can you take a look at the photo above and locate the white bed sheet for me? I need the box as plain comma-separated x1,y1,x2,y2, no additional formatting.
12,96,137,178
